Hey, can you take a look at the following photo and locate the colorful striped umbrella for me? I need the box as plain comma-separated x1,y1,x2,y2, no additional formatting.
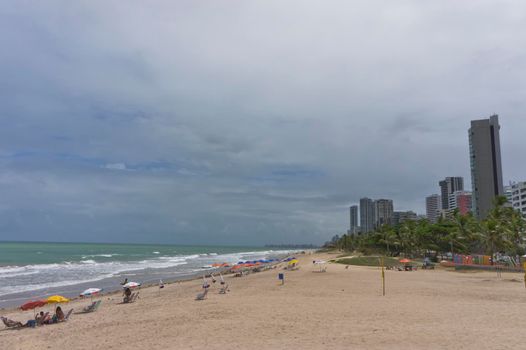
122,282,141,289
80,288,103,297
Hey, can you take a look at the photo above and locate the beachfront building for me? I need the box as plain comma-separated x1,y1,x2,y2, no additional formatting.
349,205,359,234
374,199,393,228
448,191,472,216
426,194,441,223
469,115,504,220
439,177,464,210
360,197,376,233
510,182,526,217
392,211,418,226
504,184,513,203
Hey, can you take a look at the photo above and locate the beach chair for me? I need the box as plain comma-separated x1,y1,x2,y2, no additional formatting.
123,292,135,303
1,316,24,329
219,284,229,294
196,288,208,301
82,300,102,313
60,309,74,322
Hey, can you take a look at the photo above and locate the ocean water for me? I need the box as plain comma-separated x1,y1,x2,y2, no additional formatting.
0,242,294,308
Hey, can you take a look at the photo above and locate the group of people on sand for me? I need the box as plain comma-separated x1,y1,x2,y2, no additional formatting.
11,306,66,328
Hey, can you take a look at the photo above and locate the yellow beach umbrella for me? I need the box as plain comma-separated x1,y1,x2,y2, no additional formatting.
288,259,299,265
46,295,70,304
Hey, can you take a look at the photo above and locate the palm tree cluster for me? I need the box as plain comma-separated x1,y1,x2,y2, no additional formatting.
329,196,526,259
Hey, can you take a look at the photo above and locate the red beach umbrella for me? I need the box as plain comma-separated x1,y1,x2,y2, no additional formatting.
20,300,47,311
399,258,411,264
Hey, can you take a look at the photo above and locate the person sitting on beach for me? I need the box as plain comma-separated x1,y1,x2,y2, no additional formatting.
42,306,64,324
52,306,65,323
123,287,132,302
35,311,44,323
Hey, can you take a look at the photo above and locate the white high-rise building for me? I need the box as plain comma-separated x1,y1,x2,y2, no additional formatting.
426,194,441,223
360,198,376,233
374,199,394,228
510,182,526,217
349,205,359,234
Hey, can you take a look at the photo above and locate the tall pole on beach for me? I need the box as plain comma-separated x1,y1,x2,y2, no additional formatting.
381,256,385,296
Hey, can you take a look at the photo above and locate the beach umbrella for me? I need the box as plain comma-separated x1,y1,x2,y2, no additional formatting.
20,300,47,311
46,295,70,304
288,259,299,265
80,288,103,299
399,258,411,264
122,282,141,289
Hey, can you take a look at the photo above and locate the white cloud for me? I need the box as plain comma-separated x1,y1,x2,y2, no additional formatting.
0,0,525,243
104,163,127,171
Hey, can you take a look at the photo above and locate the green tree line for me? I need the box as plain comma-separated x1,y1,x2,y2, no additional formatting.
328,196,526,259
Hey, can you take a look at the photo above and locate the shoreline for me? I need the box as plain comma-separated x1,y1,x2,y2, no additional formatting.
0,252,298,312
0,246,299,309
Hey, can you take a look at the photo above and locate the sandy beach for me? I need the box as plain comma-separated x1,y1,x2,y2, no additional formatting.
2,252,526,350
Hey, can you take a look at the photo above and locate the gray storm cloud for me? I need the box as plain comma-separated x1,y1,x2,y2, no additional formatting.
0,1,525,244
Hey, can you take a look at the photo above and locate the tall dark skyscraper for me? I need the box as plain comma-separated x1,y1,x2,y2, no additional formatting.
439,177,464,210
469,115,504,220
359,198,375,233
349,205,359,234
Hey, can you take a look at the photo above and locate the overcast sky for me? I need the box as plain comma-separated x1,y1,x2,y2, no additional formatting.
0,1,525,245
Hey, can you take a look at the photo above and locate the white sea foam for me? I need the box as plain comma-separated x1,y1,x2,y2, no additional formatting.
0,249,296,298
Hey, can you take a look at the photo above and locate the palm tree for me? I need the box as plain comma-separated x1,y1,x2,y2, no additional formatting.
398,220,417,257
448,209,477,255
377,225,398,256
479,218,508,262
